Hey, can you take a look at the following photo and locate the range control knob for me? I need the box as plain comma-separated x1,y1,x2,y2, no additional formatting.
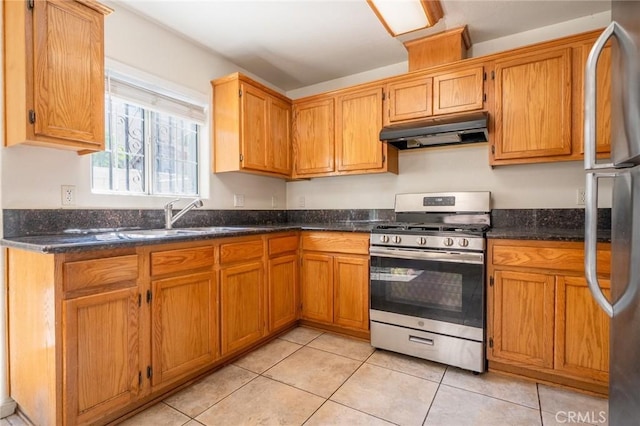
416,237,427,246
392,235,402,244
380,235,390,243
458,238,470,248
443,237,454,247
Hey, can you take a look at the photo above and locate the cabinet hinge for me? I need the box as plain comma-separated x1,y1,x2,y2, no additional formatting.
489,276,494,287
239,154,244,162
382,91,386,101
138,293,142,307
138,371,142,386
483,93,487,102
491,70,495,80
147,366,153,379
239,89,242,97
27,0,34,10
28,110,36,124
491,145,495,155
483,72,487,81
146,290,152,304
489,338,494,348
382,155,386,164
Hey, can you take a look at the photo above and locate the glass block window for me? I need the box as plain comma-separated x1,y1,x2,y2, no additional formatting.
92,71,205,196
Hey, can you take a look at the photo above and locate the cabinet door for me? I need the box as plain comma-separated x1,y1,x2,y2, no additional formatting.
241,83,269,171
490,271,555,368
555,276,610,383
220,261,265,354
293,98,335,176
336,87,385,172
62,288,139,425
333,255,369,330
494,48,572,161
300,253,334,323
433,66,484,115
151,272,219,389
33,0,105,148
268,96,292,175
268,254,299,331
385,76,433,124
578,42,611,155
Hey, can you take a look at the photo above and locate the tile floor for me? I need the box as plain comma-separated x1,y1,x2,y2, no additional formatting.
2,327,609,426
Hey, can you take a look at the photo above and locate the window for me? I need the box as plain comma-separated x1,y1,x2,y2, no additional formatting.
92,71,206,196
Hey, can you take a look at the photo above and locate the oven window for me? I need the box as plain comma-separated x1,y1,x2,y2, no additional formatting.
370,256,484,328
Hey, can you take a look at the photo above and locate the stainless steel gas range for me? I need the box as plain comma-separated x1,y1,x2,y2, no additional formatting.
369,191,491,373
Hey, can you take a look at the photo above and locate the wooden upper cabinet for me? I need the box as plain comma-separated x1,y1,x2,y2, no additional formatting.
385,76,433,125
4,0,112,152
432,66,485,115
493,48,572,162
577,41,612,155
555,276,610,383
336,86,391,173
293,97,335,177
212,73,292,178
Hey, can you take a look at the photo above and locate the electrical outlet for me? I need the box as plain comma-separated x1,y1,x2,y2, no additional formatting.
298,196,305,208
233,194,245,207
576,188,586,205
61,185,76,206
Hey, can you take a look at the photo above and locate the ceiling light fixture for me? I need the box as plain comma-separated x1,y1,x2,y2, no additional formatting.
367,0,444,37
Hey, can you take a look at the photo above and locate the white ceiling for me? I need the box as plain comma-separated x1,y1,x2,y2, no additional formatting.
116,0,610,91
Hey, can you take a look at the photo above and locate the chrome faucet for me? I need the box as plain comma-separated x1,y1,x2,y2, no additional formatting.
164,198,203,229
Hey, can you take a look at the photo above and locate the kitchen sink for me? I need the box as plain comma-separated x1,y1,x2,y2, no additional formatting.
112,226,271,240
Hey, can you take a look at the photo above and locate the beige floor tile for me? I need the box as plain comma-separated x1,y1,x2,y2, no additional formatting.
279,326,324,345
541,411,593,426
307,332,374,361
196,376,323,426
538,385,608,426
425,384,542,426
119,402,190,426
305,401,394,426
442,367,540,409
234,338,302,373
183,421,205,426
366,349,446,383
164,364,257,417
264,346,361,398
331,363,438,426
2,415,30,426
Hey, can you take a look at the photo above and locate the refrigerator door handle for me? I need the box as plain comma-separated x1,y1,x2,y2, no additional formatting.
585,21,639,170
585,172,617,317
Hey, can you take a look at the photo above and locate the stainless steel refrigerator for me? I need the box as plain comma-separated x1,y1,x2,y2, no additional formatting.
584,1,640,424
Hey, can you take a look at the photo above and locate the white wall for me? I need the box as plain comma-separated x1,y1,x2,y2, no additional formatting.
286,11,613,210
0,4,287,210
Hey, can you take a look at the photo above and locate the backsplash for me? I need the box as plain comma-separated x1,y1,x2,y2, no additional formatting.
2,208,610,238
491,208,611,230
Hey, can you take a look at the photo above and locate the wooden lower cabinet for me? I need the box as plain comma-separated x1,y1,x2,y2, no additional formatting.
487,239,611,394
151,272,219,389
220,261,265,354
62,287,140,426
268,253,299,330
300,232,370,335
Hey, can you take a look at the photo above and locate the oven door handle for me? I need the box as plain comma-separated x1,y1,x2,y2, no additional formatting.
369,246,484,265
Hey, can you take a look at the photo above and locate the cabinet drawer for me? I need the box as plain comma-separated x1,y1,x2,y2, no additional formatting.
268,235,298,256
151,246,215,276
63,255,139,292
302,232,369,255
220,239,264,264
492,244,610,275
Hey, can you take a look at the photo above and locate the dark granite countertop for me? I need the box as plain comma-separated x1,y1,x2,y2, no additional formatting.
488,227,611,243
1,223,374,254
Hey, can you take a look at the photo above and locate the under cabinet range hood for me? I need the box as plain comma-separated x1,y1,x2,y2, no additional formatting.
379,111,489,150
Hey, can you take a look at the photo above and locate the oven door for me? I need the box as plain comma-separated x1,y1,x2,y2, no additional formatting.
370,246,485,330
